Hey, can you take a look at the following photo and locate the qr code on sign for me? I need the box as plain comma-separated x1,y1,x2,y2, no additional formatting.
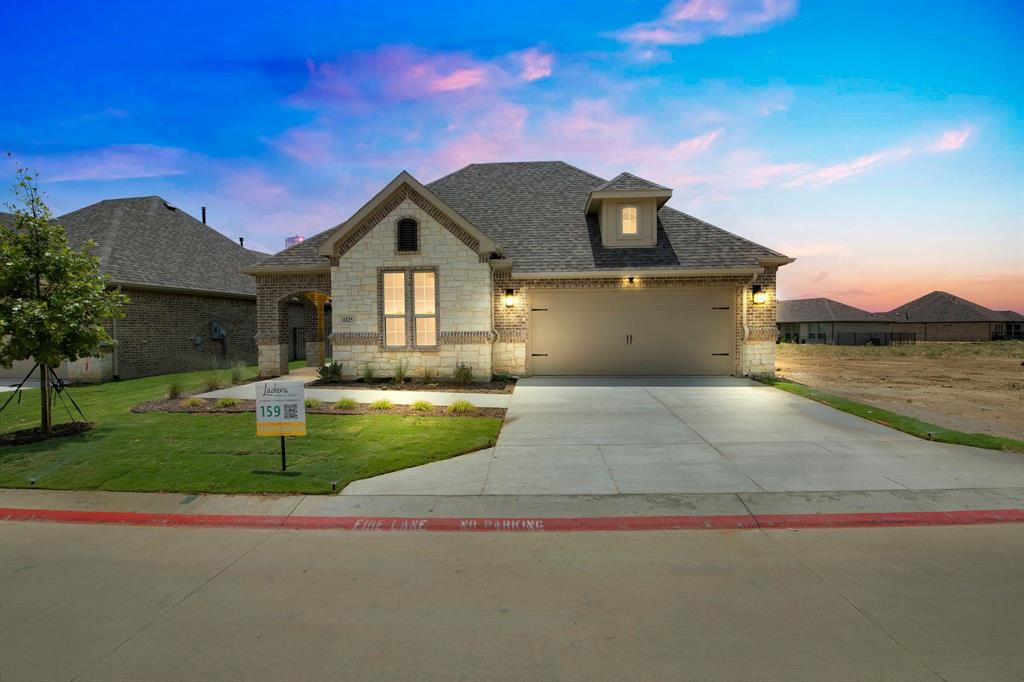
283,404,298,419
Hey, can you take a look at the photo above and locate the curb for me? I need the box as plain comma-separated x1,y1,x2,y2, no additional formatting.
2,507,1022,532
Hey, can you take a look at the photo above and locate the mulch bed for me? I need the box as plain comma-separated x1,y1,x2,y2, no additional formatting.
313,378,516,394
132,398,505,419
0,421,94,447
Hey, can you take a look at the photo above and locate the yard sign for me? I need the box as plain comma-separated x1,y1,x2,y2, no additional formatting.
256,381,306,437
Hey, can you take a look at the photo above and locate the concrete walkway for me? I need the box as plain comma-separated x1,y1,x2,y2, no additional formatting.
343,377,1024,495
198,381,512,408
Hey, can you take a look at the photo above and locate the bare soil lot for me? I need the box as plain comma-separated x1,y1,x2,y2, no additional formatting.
775,341,1024,440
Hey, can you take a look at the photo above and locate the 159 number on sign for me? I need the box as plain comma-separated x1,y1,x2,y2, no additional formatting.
259,405,282,418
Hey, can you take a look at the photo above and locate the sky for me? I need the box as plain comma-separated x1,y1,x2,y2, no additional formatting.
1,0,1021,312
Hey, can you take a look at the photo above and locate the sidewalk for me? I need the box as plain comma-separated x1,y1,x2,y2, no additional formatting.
3,487,1022,531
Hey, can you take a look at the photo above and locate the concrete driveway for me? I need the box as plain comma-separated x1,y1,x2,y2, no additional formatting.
343,377,1024,495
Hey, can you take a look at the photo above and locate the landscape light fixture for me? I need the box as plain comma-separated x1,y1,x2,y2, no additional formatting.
751,284,767,305
504,288,515,307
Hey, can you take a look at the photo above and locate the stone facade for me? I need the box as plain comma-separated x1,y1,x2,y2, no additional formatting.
329,198,493,380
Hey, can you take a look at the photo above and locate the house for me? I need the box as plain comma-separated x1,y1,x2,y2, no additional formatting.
777,298,903,345
246,162,792,379
1,197,268,382
888,291,1023,341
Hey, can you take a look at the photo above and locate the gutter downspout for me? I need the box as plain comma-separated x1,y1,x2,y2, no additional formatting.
741,272,757,375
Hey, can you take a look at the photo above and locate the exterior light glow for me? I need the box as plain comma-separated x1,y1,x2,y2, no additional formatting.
504,288,515,307
627,276,635,284
752,284,767,305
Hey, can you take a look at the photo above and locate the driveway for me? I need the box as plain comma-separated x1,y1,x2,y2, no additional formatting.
342,377,1024,495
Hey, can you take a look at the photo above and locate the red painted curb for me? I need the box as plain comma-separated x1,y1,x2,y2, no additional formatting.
1,507,1022,532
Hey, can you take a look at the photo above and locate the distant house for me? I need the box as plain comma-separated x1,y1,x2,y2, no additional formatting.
888,291,1024,342
1,197,268,382
777,298,900,345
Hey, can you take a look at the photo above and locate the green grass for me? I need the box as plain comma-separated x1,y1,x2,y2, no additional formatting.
0,365,502,494
761,377,1024,454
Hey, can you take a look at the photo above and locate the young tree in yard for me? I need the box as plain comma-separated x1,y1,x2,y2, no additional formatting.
0,163,127,431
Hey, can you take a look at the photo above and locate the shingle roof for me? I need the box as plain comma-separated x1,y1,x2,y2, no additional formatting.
591,171,670,192
57,197,268,297
427,161,786,273
778,298,891,323
887,291,1011,323
246,226,335,271
996,310,1024,322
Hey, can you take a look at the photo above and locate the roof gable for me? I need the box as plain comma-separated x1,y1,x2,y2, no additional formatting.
593,172,670,192
58,197,267,297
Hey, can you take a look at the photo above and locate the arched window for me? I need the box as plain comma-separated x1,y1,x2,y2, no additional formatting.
396,218,418,253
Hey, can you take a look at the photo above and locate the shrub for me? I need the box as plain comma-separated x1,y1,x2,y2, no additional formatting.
229,362,246,384
362,363,377,384
492,373,515,383
452,363,474,385
181,397,205,408
412,400,434,412
392,359,409,384
201,370,226,392
335,397,358,411
165,380,183,399
304,398,322,409
418,366,437,384
317,361,343,382
370,399,393,411
446,399,477,415
215,397,239,408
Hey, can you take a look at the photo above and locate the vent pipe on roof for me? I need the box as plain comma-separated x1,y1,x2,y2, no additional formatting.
201,207,207,224
238,237,245,247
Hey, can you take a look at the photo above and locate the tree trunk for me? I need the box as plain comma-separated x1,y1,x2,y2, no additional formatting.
39,363,51,432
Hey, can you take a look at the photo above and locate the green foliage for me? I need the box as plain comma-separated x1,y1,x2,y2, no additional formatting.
412,400,434,412
335,397,358,411
370,398,393,411
201,370,226,392
417,366,437,384
214,398,239,408
229,362,246,384
392,359,409,384
446,399,477,415
317,360,343,382
165,381,183,399
0,163,127,429
361,363,376,384
452,363,474,385
304,398,322,409
181,397,205,408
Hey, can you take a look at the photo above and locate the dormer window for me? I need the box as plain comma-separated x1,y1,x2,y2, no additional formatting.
620,206,639,237
396,218,418,253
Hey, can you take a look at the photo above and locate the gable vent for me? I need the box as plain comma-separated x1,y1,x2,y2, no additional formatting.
396,218,418,252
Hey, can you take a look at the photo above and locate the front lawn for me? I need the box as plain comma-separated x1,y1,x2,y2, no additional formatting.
0,366,501,494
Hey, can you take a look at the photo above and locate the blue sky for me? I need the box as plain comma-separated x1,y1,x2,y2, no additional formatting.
2,0,1021,310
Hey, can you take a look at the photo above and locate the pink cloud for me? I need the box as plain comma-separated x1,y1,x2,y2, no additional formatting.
612,0,798,47
785,147,911,188
221,169,289,205
668,128,723,158
428,67,488,92
515,48,554,81
30,144,191,182
928,126,974,152
271,128,336,165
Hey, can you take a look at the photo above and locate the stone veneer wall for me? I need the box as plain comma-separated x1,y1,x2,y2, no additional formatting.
492,268,778,378
112,287,258,379
329,198,493,380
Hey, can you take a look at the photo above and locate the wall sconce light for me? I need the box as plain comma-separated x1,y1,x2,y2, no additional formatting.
751,284,767,305
627,276,635,284
504,288,515,307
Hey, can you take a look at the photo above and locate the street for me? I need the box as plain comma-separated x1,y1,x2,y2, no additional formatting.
2,521,1022,681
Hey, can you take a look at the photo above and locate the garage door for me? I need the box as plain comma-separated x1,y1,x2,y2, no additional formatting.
529,288,734,376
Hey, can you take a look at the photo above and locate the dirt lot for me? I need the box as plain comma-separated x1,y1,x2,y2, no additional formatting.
775,341,1024,441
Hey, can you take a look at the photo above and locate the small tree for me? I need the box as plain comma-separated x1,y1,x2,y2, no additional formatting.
0,163,127,431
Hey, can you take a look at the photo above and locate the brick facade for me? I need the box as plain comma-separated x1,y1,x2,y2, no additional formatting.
253,272,331,376
890,321,995,342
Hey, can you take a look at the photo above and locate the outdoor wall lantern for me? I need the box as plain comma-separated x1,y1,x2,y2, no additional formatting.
751,284,767,305
504,288,515,307
627,276,635,284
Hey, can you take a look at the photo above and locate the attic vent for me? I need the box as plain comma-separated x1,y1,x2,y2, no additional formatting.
396,218,418,253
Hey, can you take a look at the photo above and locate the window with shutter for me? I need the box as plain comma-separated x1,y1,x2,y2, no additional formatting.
396,219,418,252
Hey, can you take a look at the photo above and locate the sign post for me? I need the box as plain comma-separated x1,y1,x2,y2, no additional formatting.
256,381,306,471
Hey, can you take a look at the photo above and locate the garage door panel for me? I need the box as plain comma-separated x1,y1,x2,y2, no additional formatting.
530,288,734,376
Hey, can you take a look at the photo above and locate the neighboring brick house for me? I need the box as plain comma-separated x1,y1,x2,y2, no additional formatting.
888,291,1024,341
246,162,793,380
777,298,900,345
1,198,268,382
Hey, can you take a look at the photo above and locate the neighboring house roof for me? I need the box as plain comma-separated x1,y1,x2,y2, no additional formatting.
996,310,1024,322
0,211,13,227
888,291,1010,323
591,172,670,192
58,196,268,297
778,298,891,323
247,161,790,276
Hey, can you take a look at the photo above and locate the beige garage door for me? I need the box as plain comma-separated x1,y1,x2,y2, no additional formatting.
529,288,734,376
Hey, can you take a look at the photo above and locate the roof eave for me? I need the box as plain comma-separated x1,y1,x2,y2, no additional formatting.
107,280,256,300
509,267,765,280
759,256,795,267
585,188,673,214
243,264,332,276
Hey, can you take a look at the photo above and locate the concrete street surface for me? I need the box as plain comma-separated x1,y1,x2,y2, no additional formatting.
2,521,1022,681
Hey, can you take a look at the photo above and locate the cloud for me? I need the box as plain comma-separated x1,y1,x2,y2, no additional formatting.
928,126,974,152
270,128,336,165
612,0,798,47
514,48,554,81
220,169,289,205
784,147,911,188
29,144,191,182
